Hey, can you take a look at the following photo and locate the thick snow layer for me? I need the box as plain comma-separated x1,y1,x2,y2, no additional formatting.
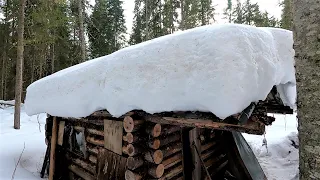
24,24,296,118
243,114,299,180
0,105,46,180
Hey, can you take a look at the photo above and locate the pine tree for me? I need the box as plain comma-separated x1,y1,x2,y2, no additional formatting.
223,0,232,23
199,0,215,25
280,0,293,30
88,0,126,58
163,0,179,34
232,0,245,24
129,0,143,45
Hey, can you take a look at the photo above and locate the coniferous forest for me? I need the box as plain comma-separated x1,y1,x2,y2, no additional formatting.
0,0,292,101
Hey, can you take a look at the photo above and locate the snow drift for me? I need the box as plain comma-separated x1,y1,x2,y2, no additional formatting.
24,24,296,118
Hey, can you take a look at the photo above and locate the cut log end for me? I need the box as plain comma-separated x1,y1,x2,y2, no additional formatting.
125,170,142,180
124,116,135,132
153,124,161,137
148,164,165,178
149,139,161,149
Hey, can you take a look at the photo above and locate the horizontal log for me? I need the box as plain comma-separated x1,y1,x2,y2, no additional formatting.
62,118,104,126
123,116,144,133
210,160,229,177
125,170,142,180
201,141,216,152
204,154,226,169
73,159,96,175
68,164,95,180
86,136,104,147
91,110,135,118
127,156,144,170
89,155,97,164
148,164,164,178
87,128,104,136
201,148,216,161
162,153,182,170
161,125,181,136
161,143,182,158
158,134,181,148
87,145,99,155
145,150,163,164
144,115,265,135
160,164,183,180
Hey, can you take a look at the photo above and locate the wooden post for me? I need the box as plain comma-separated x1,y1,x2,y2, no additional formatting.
49,117,58,180
190,128,201,180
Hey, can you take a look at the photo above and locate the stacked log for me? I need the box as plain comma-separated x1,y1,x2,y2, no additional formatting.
123,116,147,180
145,124,183,180
199,130,228,179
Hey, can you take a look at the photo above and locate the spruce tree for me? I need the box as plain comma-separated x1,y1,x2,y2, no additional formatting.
88,0,126,58
199,0,215,25
232,0,245,24
129,0,143,45
223,0,232,23
280,0,293,30
163,0,179,34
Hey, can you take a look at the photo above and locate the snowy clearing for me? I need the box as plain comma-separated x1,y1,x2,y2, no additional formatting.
0,105,47,180
25,24,296,119
0,105,298,180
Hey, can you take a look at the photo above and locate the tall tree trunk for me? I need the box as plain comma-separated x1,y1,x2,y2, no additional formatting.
1,0,10,100
180,0,184,30
78,0,86,62
14,0,26,129
293,0,320,179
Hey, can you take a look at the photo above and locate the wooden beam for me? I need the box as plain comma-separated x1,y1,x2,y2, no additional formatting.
49,117,58,180
57,121,65,146
190,128,201,180
144,114,265,135
68,164,95,180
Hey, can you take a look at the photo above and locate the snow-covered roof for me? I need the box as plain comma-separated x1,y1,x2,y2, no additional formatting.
24,24,296,119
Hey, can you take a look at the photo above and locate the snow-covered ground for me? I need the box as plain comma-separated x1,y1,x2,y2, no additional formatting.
0,105,298,180
243,113,299,180
0,104,47,180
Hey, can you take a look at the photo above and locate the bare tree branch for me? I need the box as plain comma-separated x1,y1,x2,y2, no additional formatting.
11,142,25,180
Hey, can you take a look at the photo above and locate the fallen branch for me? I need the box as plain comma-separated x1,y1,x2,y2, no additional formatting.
12,142,25,180
37,114,41,132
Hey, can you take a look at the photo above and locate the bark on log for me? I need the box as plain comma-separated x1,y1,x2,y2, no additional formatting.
86,136,104,147
73,159,96,175
201,148,216,161
68,164,95,180
126,156,144,170
123,116,144,133
162,142,182,158
123,133,141,144
144,115,265,135
161,164,183,180
201,141,216,152
162,153,182,169
87,146,99,155
91,110,134,118
148,164,165,178
145,150,163,164
204,154,226,169
125,170,142,180
89,155,97,164
87,128,104,136
158,134,181,148
161,125,181,136
146,123,162,137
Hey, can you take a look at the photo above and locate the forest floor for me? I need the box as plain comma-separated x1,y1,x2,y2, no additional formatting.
0,104,298,180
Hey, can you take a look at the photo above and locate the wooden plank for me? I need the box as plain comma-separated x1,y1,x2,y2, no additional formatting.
57,121,65,146
190,128,201,180
49,117,58,180
97,148,127,180
104,119,123,155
